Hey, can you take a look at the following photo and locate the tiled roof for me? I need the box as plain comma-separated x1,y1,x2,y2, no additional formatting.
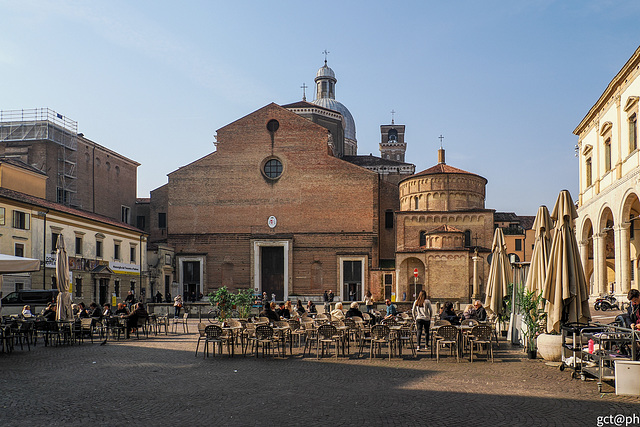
0,187,145,234
412,163,482,178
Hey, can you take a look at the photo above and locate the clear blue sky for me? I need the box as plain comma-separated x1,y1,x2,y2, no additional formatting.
2,1,640,214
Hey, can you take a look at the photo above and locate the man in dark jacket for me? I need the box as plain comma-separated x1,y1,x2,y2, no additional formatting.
474,300,487,322
627,289,640,328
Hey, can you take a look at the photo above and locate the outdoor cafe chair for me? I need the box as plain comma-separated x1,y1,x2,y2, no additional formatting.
435,325,459,363
370,324,392,360
80,318,94,343
172,313,189,334
468,325,494,363
254,325,276,358
203,325,227,358
195,323,207,357
287,319,305,347
1,325,15,354
395,326,416,358
316,324,341,359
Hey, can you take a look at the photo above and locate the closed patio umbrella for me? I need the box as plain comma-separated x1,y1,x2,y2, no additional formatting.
484,227,512,317
55,235,73,321
542,190,591,333
525,205,553,296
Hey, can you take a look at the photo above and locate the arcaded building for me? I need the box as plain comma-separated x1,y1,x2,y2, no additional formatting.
575,45,640,298
395,148,494,303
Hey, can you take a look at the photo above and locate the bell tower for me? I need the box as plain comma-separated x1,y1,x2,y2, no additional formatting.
379,115,406,162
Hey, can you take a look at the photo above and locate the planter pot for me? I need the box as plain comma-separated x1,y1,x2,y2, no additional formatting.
527,349,537,359
500,330,508,338
536,333,563,362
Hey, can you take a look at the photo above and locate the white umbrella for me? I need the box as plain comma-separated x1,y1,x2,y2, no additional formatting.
0,254,40,274
484,227,513,316
525,205,553,296
542,190,591,333
55,235,73,321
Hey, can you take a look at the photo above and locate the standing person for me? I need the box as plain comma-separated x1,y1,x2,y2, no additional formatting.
174,294,183,318
155,291,163,303
328,289,334,312
627,289,640,329
271,293,276,304
165,292,171,303
323,290,330,314
364,291,374,313
262,292,269,307
412,290,433,351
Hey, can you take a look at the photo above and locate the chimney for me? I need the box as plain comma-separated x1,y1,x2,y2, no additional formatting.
438,148,445,164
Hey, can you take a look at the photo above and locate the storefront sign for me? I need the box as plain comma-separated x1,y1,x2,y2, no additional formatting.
109,261,140,275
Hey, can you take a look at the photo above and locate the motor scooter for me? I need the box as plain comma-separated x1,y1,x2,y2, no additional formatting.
593,293,619,311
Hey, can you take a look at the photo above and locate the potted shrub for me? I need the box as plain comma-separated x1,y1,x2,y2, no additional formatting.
208,286,234,324
519,288,545,359
233,289,255,319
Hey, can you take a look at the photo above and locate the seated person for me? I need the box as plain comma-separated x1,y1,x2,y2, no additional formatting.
115,302,129,316
331,302,346,320
383,299,397,320
345,302,362,319
295,300,306,317
440,302,460,325
259,303,280,323
462,304,477,320
307,300,317,314
474,300,487,321
102,303,113,317
88,302,102,318
127,302,149,332
21,305,34,318
77,302,90,318
41,303,57,321
284,301,294,317
276,302,290,319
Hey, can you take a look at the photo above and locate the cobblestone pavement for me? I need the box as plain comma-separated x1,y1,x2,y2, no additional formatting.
1,320,639,427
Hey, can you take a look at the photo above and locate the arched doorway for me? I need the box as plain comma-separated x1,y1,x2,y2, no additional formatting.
598,207,615,295
620,192,640,294
581,218,594,294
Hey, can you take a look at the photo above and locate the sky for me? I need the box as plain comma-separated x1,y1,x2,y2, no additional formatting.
1,0,640,215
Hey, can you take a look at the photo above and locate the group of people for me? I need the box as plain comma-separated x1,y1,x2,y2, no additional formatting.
259,299,318,322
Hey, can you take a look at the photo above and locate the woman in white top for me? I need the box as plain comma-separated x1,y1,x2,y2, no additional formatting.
330,302,345,321
412,290,433,350
364,291,374,313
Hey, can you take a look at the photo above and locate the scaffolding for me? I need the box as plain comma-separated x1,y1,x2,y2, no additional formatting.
0,108,78,207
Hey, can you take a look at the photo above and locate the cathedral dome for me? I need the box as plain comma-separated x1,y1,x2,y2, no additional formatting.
316,63,336,80
312,98,356,142
311,60,356,144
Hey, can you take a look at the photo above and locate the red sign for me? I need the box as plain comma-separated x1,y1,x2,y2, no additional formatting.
413,268,419,278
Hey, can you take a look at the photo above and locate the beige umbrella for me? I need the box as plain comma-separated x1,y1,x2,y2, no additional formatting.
525,205,553,296
55,235,73,321
484,227,513,316
542,190,591,333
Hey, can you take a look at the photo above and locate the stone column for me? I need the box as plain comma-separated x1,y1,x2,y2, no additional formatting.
472,254,480,300
594,233,607,295
618,223,631,295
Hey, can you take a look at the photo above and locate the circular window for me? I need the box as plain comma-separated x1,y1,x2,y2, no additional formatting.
263,158,283,179
267,119,279,132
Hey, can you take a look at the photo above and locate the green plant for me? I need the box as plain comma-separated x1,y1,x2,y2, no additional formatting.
518,288,545,352
498,283,514,324
233,289,254,319
209,286,234,322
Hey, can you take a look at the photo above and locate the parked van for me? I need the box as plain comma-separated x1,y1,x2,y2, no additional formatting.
0,289,59,315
